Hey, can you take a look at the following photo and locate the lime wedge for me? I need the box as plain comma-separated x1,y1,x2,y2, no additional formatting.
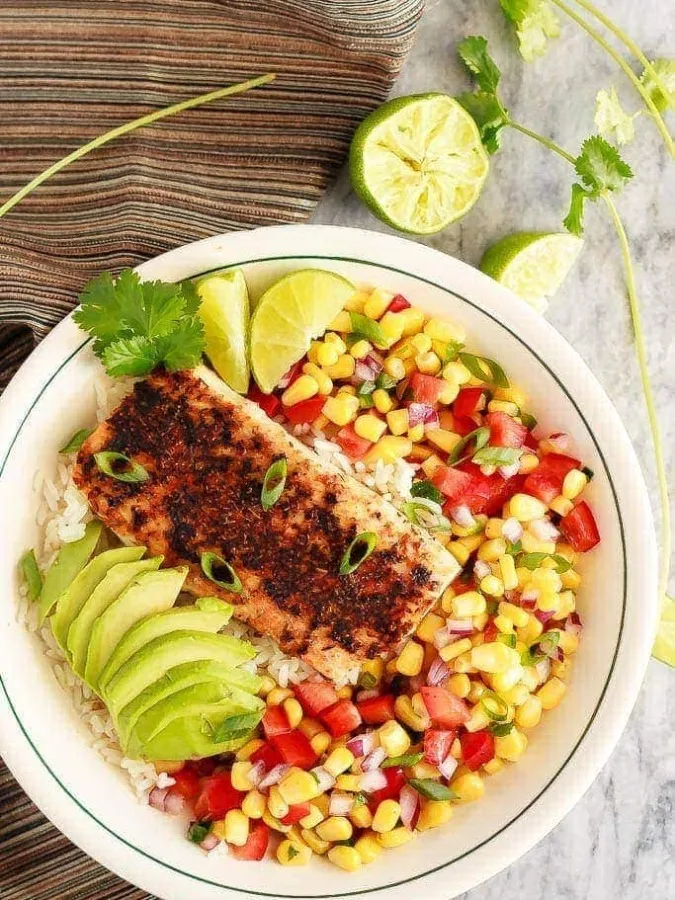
653,600,675,667
195,269,250,393
249,269,354,393
349,93,489,235
480,232,583,313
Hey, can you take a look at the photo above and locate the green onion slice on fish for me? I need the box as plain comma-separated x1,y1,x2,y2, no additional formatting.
201,552,243,594
261,457,288,511
94,451,149,483
339,532,377,575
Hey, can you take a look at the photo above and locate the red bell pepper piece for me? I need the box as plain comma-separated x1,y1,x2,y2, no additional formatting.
280,802,312,826
453,415,480,436
409,372,445,405
559,501,600,552
486,411,527,448
293,680,340,717
523,452,581,503
262,705,291,739
321,699,362,738
194,772,244,821
271,730,318,770
249,741,283,772
482,620,499,643
420,686,471,728
460,730,495,771
247,384,282,418
387,293,411,313
170,767,201,800
453,387,484,419
335,424,372,459
368,766,406,810
283,395,326,425
230,821,270,861
357,693,396,725
423,728,456,766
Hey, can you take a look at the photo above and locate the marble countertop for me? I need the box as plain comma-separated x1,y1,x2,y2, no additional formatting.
314,1,674,897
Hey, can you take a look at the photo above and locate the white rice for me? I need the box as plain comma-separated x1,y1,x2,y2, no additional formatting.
17,370,423,801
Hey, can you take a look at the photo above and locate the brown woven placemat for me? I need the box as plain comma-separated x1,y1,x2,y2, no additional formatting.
0,2,421,896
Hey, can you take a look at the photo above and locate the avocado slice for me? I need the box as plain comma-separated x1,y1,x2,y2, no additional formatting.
98,596,234,692
50,545,147,652
114,659,261,745
67,556,162,676
104,630,255,717
85,567,187,690
38,521,102,623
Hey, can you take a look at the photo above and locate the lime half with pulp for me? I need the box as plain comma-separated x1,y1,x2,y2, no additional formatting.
349,93,489,235
195,268,250,393
653,600,675,667
249,269,355,393
480,232,583,313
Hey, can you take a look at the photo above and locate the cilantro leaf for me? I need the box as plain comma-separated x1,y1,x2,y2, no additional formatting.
154,317,205,371
102,335,159,376
74,271,130,355
499,0,560,63
456,92,508,154
574,136,633,194
594,87,637,146
499,0,538,23
563,183,591,237
457,37,501,94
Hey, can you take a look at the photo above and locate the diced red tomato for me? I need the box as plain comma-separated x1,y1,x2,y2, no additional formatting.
293,680,340,717
387,293,411,313
321,699,362,738
271,731,318,769
249,741,282,772
453,461,525,516
559,501,600,552
486,411,527,448
280,802,312,826
247,384,281,419
523,453,581,503
450,574,474,595
453,415,480,436
357,693,396,725
262,705,291,740
420,686,471,728
194,772,244,821
453,387,484,419
432,465,474,504
280,359,304,388
482,621,499,643
230,821,270,861
368,766,406,810
460,730,495,771
423,728,456,766
170,767,201,800
283,395,326,425
409,372,445,405
335,424,372,459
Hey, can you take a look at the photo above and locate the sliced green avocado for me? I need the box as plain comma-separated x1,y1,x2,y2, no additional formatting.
67,556,162,676
104,630,255,717
38,521,102,623
131,705,264,761
85,567,187,690
115,659,261,745
98,596,234,692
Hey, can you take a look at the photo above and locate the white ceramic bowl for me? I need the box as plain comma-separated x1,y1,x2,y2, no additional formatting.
0,225,658,900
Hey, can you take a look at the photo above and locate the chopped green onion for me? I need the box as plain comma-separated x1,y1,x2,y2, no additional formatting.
94,451,149,483
261,457,288,511
401,498,452,533
458,352,510,388
187,821,211,843
410,479,444,505
212,710,263,743
287,845,300,860
448,426,490,465
375,373,399,391
522,630,561,666
349,312,388,346
352,792,367,808
59,428,93,454
200,552,243,593
408,778,458,801
472,446,522,467
339,532,377,575
480,690,509,722
520,413,537,430
486,598,499,616
19,549,42,601
443,341,465,363
517,552,572,574
489,721,515,737
582,465,595,481
497,632,517,648
506,540,522,556
359,671,378,690
382,752,423,769
356,381,377,409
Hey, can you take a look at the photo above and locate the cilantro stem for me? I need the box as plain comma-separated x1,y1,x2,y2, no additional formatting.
506,120,576,164
0,74,276,220
549,0,674,156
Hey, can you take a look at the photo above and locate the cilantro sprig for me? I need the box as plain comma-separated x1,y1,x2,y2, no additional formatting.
74,269,205,376
563,136,633,236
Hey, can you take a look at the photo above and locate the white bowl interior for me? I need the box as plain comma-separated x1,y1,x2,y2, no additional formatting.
0,227,656,900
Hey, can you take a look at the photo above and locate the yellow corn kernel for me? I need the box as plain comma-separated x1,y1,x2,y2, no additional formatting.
416,799,453,831
301,362,332,396
521,531,557,555
372,799,402,834
454,650,478,673
268,785,289,820
439,637,473,663
241,789,266,819
406,333,430,354
517,616,543,645
438,381,460,405
483,518,503,539
442,360,472,385
509,493,548,522
501,683,530,707
378,312,405,346
323,393,359,426
355,832,382,864
377,827,414,848
236,738,265,761
305,730,328,754
297,803,324,830
364,287,394,319
516,695,543,728
262,808,291,833
411,761,441,780
423,428,461,454
424,317,466,344
278,768,320,805
483,757,504,775
498,555,519,591
451,590,486,618
316,816,353,843
406,422,424,443
328,845,362,872
296,718,321,740
300,828,331,855
549,495,574,517
277,839,312,866
223,809,249,847
350,803,373,829
466,680,486,704
499,600,529,627
447,541,470,566
344,290,368,313
349,338,372,360
364,435,412,465
448,738,461,760
328,311,352,333
231,760,254,792
536,676,567,709
309,793,329,819
487,399,519,416
493,614,514,635
394,694,429,731
451,772,485,803
464,704,491,733
385,657,399,675
281,374,319,407
335,774,361,793
360,657,384,685
307,341,322,365
414,351,441,375
153,760,185,774
396,639,424,677
267,686,293,706
352,414,386,443
323,747,354,778
495,727,528,761
457,533,482,553
398,306,426,336
473,611,489,632
477,538,507,563
379,720,411,757
515,454,538,476
441,587,456,613
372,388,394,414
493,385,526,406
383,355,406,380
559,564,581,590
490,665,524,693
562,468,588,500
471,642,521,674
481,575,505,597
416,612,446,643
381,408,407,438
324,353,356,381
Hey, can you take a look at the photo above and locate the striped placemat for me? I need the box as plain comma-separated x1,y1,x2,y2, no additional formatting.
0,2,421,897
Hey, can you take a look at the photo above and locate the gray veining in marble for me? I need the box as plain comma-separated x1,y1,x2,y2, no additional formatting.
314,1,674,897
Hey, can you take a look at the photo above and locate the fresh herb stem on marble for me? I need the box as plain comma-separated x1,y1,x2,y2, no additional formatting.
457,37,673,642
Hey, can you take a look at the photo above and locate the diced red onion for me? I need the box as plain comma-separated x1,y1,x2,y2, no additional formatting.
534,609,555,624
361,747,387,772
329,792,355,816
446,618,474,634
541,432,573,455
365,351,384,373
450,505,475,528
354,361,378,383
395,378,410,400
355,688,381,703
164,791,185,816
499,462,521,479
565,612,583,636
427,657,450,686
438,753,458,781
259,763,290,789
534,657,551,683
359,768,388,793
346,731,378,759
247,760,267,788
473,560,491,580
529,518,560,542
399,784,420,830
520,590,539,610
502,517,523,544
433,626,453,649
148,786,169,811
311,766,336,793
408,403,440,429
200,833,220,852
